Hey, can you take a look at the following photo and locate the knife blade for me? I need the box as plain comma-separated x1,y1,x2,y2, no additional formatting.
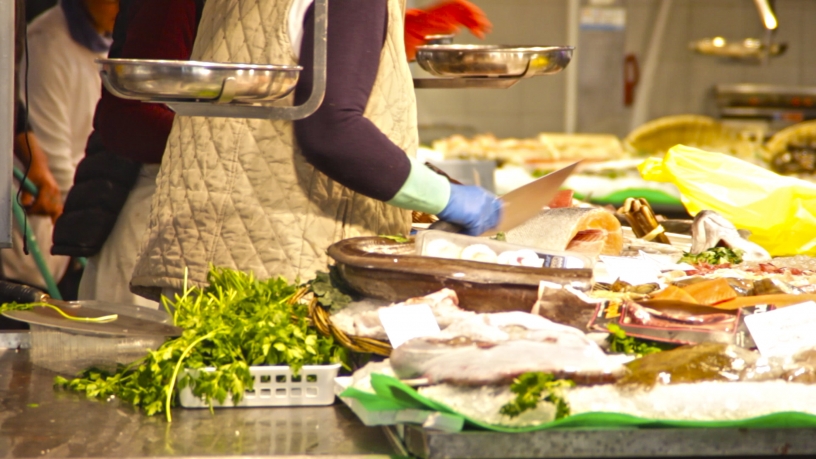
485,160,582,235
429,161,581,235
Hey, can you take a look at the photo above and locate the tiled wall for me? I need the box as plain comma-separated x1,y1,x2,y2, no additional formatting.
411,0,816,144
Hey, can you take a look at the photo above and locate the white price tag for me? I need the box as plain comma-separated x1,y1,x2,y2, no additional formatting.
638,251,695,272
598,255,662,285
378,304,440,349
744,301,816,357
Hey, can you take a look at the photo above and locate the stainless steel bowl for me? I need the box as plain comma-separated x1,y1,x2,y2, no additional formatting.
423,34,455,45
415,45,573,78
97,58,302,103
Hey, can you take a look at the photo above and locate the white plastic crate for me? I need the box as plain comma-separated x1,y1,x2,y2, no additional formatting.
179,364,341,408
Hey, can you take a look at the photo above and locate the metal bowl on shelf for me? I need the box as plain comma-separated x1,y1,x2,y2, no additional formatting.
423,34,455,45
415,45,573,78
97,58,302,103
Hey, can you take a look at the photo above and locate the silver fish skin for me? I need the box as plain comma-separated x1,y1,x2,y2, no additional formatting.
690,210,771,262
390,312,625,384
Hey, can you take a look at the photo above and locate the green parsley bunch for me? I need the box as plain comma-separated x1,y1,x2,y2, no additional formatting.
54,267,348,421
499,372,574,419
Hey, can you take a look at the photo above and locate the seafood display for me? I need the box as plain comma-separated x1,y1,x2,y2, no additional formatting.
332,133,816,432
416,230,592,269
330,289,474,341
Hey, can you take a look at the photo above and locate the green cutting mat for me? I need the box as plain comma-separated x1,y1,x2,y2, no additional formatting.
340,374,816,432
572,188,683,206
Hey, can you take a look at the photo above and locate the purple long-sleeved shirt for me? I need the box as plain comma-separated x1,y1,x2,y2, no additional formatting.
294,1,412,202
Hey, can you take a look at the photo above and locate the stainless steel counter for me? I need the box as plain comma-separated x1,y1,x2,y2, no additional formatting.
0,348,396,459
7,334,816,459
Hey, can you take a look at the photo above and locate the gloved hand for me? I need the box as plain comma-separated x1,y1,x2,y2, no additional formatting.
436,183,502,236
404,0,492,61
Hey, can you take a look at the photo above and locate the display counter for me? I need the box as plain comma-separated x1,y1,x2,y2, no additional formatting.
5,334,816,459
0,345,395,459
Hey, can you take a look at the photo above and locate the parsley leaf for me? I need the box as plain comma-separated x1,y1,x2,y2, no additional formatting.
679,247,744,266
605,323,674,357
499,372,574,419
310,268,353,312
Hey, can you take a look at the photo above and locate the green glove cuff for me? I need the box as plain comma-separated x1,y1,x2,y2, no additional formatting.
386,157,451,215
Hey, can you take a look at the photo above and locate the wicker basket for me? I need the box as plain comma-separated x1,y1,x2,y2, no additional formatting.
766,120,816,157
624,114,764,161
308,297,393,356
764,120,816,175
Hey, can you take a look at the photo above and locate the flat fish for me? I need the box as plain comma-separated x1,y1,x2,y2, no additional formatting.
393,339,625,385
390,311,626,385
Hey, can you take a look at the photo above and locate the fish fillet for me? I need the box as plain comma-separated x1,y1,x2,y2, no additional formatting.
506,207,623,256
566,229,607,258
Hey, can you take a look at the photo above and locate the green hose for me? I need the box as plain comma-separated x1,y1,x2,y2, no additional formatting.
12,167,37,197
11,197,62,299
12,167,95,298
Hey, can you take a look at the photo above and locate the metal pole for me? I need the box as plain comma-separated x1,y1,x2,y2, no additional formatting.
564,0,580,134
629,0,673,131
0,0,14,247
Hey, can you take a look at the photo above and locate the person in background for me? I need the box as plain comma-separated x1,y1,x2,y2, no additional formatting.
13,0,63,223
0,0,63,328
27,0,60,22
128,0,500,301
23,0,118,196
2,0,118,291
53,0,203,308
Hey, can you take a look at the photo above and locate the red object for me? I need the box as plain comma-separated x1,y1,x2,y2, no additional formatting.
623,53,639,107
95,0,200,164
404,0,492,61
547,189,574,208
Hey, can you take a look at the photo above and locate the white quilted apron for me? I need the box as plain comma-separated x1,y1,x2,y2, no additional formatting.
131,0,416,298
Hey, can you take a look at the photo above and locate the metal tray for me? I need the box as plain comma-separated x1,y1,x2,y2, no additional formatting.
327,237,595,329
98,58,301,103
415,45,573,79
2,301,180,337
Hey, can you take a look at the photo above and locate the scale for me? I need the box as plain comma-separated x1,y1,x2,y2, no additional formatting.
97,0,573,120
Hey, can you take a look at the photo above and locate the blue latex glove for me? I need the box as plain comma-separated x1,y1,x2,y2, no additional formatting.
436,184,502,236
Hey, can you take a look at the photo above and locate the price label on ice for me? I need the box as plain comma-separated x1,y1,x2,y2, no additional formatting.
598,255,662,285
378,304,440,348
744,301,816,357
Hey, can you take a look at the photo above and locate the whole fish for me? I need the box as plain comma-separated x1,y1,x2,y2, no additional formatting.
690,210,771,262
390,312,626,385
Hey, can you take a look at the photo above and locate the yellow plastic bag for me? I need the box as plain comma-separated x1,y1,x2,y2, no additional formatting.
639,144,816,256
